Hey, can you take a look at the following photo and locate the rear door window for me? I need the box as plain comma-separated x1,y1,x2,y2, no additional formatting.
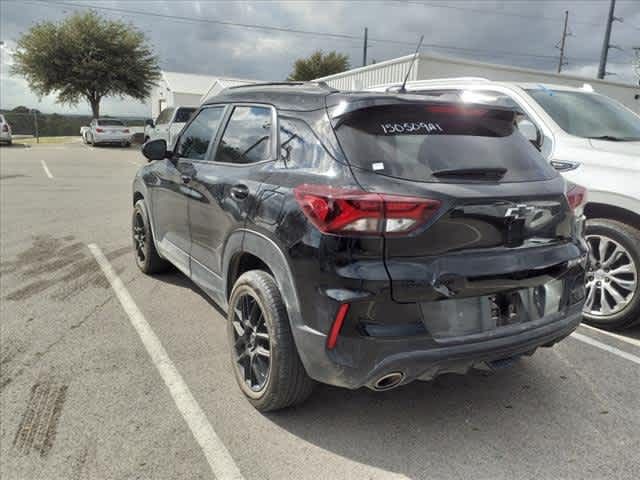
333,103,555,183
214,106,273,164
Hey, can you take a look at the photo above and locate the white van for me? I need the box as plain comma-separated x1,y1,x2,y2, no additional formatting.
369,79,640,330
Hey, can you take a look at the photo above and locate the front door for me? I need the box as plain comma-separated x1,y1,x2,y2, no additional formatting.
149,156,193,275
188,104,276,302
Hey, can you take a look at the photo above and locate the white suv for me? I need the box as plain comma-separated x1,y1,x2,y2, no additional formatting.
369,79,640,330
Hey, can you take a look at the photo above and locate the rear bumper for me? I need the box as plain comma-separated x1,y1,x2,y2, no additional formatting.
93,134,131,144
295,304,583,390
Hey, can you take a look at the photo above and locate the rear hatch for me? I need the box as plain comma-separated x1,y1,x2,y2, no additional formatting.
330,99,584,332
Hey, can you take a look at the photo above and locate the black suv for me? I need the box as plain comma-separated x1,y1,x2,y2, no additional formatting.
133,83,588,411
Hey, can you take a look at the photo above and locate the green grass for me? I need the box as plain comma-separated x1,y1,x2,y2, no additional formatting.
20,136,80,145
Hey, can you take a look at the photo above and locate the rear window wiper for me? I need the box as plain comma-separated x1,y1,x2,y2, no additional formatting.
432,167,507,180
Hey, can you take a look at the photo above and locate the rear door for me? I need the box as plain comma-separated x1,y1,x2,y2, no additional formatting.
187,104,276,302
331,101,582,304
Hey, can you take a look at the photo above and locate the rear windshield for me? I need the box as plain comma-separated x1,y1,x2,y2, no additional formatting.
174,107,196,123
98,119,125,126
332,104,555,183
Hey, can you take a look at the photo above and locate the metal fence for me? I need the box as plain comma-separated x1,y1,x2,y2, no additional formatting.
0,111,148,142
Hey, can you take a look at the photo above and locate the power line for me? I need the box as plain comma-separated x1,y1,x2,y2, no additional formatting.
394,0,640,32
28,0,599,64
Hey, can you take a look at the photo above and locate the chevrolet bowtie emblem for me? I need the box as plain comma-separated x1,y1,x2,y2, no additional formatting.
505,204,535,219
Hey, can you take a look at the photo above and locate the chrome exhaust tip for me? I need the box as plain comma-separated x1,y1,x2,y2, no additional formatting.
372,372,404,391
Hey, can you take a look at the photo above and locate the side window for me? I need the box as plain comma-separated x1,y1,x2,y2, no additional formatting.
174,108,195,123
176,107,225,160
278,117,333,169
214,106,272,164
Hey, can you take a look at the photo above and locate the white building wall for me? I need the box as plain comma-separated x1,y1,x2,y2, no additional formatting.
150,78,172,120
172,92,204,108
316,55,418,91
316,53,640,115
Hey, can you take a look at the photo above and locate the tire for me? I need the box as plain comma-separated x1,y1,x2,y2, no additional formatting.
227,270,314,412
132,200,170,274
582,218,640,330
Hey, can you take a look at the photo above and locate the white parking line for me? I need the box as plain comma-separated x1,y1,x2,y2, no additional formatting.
40,159,53,179
578,323,640,348
88,244,244,480
571,332,640,366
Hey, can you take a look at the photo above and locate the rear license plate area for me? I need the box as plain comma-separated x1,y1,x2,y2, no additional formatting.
420,279,565,338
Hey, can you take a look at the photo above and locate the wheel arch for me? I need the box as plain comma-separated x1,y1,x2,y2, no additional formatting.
222,229,323,378
133,191,144,206
585,202,640,232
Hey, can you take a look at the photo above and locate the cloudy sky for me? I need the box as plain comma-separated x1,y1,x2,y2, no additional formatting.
1,0,639,116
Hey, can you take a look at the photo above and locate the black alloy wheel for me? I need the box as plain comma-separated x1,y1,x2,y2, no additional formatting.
231,292,272,392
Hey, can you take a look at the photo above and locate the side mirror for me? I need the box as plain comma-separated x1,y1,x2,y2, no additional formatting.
516,118,542,150
145,119,155,128
142,139,168,162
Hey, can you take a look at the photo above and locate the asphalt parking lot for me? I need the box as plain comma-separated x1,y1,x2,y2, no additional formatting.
1,141,639,480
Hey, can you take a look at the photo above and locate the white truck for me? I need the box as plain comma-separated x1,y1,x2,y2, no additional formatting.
369,79,640,330
144,106,196,150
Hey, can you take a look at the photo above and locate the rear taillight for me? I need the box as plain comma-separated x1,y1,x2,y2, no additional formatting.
294,184,440,236
566,184,587,212
95,128,104,133
2,124,8,132
122,129,130,133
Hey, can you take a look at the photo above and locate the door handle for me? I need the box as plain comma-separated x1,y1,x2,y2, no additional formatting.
230,184,249,200
181,174,192,184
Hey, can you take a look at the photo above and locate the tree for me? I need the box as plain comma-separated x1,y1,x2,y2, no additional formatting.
287,50,350,81
11,11,160,118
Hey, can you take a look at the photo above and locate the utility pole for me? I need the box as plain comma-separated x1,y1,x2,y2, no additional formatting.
362,27,368,67
598,0,621,79
557,11,570,73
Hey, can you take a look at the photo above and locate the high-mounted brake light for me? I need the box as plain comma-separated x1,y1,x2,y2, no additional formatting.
294,184,440,236
427,105,487,116
566,184,587,212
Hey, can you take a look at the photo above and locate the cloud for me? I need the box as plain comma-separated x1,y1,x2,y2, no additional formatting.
1,0,638,115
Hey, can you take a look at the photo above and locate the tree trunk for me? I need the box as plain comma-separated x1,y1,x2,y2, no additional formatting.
88,96,100,119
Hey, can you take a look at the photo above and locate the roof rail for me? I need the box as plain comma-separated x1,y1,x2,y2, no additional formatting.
411,77,491,83
226,81,338,92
